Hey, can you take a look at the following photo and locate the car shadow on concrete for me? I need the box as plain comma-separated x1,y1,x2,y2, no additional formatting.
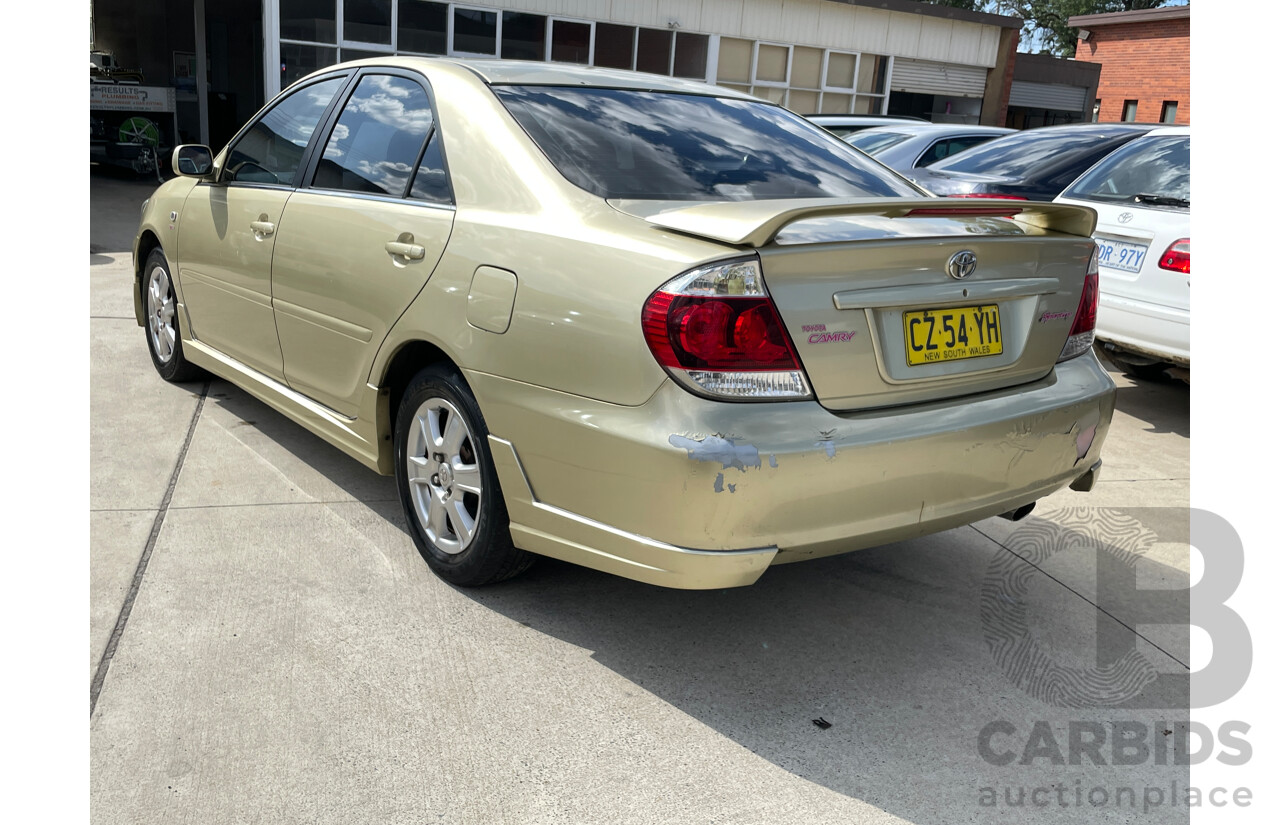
1095,352,1189,439
186,372,1191,825
462,525,1190,824
1112,373,1189,439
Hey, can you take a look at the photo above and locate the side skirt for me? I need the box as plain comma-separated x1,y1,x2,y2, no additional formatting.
182,337,392,475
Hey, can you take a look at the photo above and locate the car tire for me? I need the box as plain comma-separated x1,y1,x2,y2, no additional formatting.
143,248,205,382
394,365,534,586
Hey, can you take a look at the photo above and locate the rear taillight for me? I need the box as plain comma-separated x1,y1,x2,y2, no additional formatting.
1058,246,1100,362
1158,238,1190,274
642,258,811,400
952,193,1029,200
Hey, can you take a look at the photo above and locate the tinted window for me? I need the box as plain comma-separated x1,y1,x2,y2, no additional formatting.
845,131,911,155
226,76,345,185
1061,135,1189,206
920,135,994,166
314,75,434,197
931,129,1138,179
495,86,919,201
408,132,453,204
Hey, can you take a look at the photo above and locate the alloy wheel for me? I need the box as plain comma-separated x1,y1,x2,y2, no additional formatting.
147,264,177,364
405,397,483,555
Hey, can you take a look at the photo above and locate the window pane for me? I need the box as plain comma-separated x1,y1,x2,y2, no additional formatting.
756,44,788,83
399,1,447,54
819,92,851,114
281,43,338,87
494,86,919,201
672,32,709,79
791,47,822,89
409,132,454,204
826,53,855,89
344,0,391,45
1161,101,1178,123
787,89,818,114
594,23,634,69
751,86,786,104
853,94,880,114
282,0,335,43
635,28,671,75
228,76,345,184
454,8,497,55
551,20,591,64
717,38,752,84
315,75,434,197
341,48,391,62
502,12,546,60
857,55,887,94
1122,99,1138,121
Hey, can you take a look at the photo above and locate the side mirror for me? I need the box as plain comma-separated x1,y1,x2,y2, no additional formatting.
172,145,215,179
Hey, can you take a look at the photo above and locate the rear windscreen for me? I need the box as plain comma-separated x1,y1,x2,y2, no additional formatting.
494,86,920,201
1060,135,1189,206
930,129,1132,179
844,131,912,155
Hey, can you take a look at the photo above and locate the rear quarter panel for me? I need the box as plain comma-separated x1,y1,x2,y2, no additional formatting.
372,63,740,407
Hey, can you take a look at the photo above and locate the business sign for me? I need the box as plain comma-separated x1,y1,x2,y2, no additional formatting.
89,85,176,113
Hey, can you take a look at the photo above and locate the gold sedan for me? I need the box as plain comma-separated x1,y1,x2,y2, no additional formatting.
135,58,1113,589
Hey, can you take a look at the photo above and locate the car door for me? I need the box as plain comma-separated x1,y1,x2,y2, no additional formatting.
176,74,349,379
270,70,455,418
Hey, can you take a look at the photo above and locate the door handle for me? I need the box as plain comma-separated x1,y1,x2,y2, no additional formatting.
385,241,426,260
250,220,275,236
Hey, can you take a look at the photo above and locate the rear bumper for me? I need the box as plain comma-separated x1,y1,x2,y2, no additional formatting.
1096,293,1190,365
470,353,1115,589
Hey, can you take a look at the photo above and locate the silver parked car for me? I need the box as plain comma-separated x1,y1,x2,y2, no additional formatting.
844,123,1014,172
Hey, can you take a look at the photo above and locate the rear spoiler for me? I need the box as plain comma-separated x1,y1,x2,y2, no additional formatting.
611,197,1098,248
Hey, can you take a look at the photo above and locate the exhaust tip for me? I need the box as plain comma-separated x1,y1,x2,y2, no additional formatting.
998,502,1036,522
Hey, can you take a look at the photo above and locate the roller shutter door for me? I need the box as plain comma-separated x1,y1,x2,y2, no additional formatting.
1009,80,1087,111
890,58,987,98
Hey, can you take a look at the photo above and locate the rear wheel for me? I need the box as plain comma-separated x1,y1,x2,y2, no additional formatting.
143,248,204,382
394,366,533,586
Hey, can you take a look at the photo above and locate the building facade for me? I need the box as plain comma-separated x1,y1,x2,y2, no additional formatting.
1006,52,1100,129
91,0,1024,150
1068,4,1190,125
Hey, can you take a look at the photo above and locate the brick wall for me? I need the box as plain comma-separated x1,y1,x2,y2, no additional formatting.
1073,18,1190,124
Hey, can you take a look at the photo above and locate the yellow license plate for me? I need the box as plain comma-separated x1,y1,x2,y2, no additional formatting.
903,305,1003,366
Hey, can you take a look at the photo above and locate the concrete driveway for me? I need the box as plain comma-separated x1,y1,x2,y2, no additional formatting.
90,170,1192,824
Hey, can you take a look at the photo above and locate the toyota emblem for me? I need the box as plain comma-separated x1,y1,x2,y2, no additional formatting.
947,250,978,280
1118,212,1134,224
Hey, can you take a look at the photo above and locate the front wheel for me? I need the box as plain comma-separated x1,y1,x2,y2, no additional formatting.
394,366,533,586
143,248,205,382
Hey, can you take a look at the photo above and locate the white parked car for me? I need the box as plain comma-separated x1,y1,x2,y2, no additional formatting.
1054,126,1189,380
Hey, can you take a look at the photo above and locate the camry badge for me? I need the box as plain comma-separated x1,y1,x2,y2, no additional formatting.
947,250,977,280
1118,212,1134,224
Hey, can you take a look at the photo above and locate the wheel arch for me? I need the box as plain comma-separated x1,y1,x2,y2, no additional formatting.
134,229,164,326
375,339,469,465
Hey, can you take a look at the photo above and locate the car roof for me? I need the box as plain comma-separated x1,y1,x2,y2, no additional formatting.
848,123,1013,136
1142,125,1190,137
311,56,761,100
805,114,928,124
